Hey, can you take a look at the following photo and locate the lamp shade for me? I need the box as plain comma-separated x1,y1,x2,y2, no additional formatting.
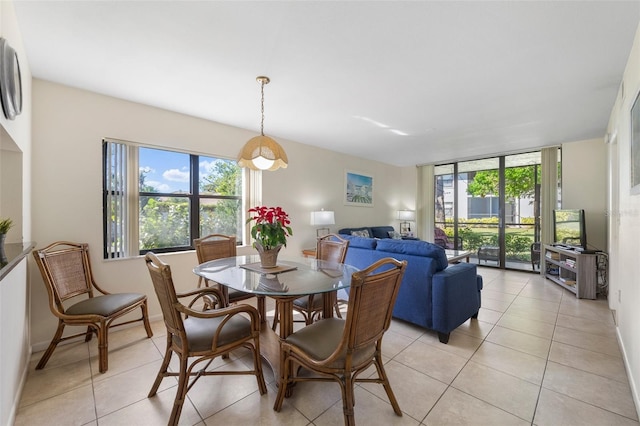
237,135,288,171
397,210,416,221
310,210,335,226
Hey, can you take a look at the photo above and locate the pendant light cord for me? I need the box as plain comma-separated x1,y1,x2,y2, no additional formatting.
260,79,265,137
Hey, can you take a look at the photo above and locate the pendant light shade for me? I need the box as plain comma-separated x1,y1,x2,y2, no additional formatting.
237,135,289,171
238,76,288,171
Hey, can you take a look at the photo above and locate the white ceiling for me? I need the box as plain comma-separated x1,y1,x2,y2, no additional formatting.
12,1,640,167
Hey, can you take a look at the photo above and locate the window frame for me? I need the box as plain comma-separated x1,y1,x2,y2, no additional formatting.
103,139,252,259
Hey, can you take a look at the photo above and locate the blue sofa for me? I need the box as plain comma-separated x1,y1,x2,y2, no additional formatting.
338,234,483,343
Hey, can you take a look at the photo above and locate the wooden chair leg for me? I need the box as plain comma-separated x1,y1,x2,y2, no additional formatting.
271,303,279,332
169,355,190,426
273,350,290,411
36,321,65,370
97,323,108,373
304,295,314,325
141,301,154,338
252,339,267,395
149,335,172,397
376,355,402,415
342,374,356,426
334,302,343,318
257,295,266,321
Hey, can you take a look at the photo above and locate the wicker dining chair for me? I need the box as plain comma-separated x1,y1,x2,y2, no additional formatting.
32,241,153,373
194,234,256,303
273,257,407,426
145,252,267,425
271,233,350,331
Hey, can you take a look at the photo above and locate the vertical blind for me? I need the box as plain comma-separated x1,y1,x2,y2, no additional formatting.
103,140,128,259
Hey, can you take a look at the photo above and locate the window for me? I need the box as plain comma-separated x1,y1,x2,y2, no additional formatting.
103,140,246,259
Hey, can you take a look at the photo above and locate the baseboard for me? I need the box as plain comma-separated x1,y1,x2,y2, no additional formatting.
617,326,640,420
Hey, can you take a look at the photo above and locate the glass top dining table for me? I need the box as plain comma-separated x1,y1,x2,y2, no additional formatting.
193,254,358,297
193,255,359,378
194,254,359,336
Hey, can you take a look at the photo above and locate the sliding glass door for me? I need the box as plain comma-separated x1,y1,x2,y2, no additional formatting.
435,151,552,271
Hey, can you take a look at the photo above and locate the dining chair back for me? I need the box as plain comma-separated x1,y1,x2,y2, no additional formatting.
32,241,153,373
274,257,407,425
316,233,350,264
272,233,350,331
194,233,237,287
145,252,267,425
194,233,260,307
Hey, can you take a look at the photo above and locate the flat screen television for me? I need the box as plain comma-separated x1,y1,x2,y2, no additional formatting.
553,209,587,249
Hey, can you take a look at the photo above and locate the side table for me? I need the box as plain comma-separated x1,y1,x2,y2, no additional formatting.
302,248,317,258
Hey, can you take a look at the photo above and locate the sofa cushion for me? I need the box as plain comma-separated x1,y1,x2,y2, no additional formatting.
338,227,372,237
351,229,370,238
370,226,395,239
388,231,402,239
338,226,397,239
376,239,448,271
338,234,378,249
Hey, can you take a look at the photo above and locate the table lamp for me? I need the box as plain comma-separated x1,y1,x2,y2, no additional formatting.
310,210,335,237
397,210,416,236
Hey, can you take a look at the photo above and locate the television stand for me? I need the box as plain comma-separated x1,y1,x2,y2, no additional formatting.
542,245,597,299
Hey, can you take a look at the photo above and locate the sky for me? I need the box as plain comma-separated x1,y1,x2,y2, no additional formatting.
139,147,223,193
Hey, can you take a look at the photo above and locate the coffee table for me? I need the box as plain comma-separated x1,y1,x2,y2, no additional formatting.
445,249,472,263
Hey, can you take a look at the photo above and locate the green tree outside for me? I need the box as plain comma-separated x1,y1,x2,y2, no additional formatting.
463,165,539,261
139,159,242,250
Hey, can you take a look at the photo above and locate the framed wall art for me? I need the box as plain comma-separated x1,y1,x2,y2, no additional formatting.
632,90,640,195
344,170,373,207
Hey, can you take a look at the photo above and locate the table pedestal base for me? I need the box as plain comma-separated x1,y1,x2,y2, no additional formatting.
258,292,337,394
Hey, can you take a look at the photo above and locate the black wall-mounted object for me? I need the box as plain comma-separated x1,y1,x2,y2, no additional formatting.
0,37,22,120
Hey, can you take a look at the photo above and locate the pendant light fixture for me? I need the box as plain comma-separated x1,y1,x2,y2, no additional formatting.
237,76,288,171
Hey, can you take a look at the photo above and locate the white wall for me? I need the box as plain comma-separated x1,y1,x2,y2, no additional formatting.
606,21,640,417
29,79,416,347
561,138,608,252
0,0,31,242
0,1,32,425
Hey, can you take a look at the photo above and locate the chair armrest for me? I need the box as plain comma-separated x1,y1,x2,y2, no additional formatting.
176,302,262,350
177,287,229,309
90,279,112,296
431,263,481,333
176,302,261,329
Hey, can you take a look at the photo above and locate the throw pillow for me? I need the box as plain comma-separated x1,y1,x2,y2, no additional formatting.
388,231,402,239
351,229,370,238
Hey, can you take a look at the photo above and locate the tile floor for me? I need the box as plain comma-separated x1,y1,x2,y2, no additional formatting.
15,267,640,425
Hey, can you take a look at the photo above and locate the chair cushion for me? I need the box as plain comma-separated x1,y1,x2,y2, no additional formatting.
180,315,252,352
293,295,323,310
66,293,145,316
228,288,253,302
285,318,376,368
